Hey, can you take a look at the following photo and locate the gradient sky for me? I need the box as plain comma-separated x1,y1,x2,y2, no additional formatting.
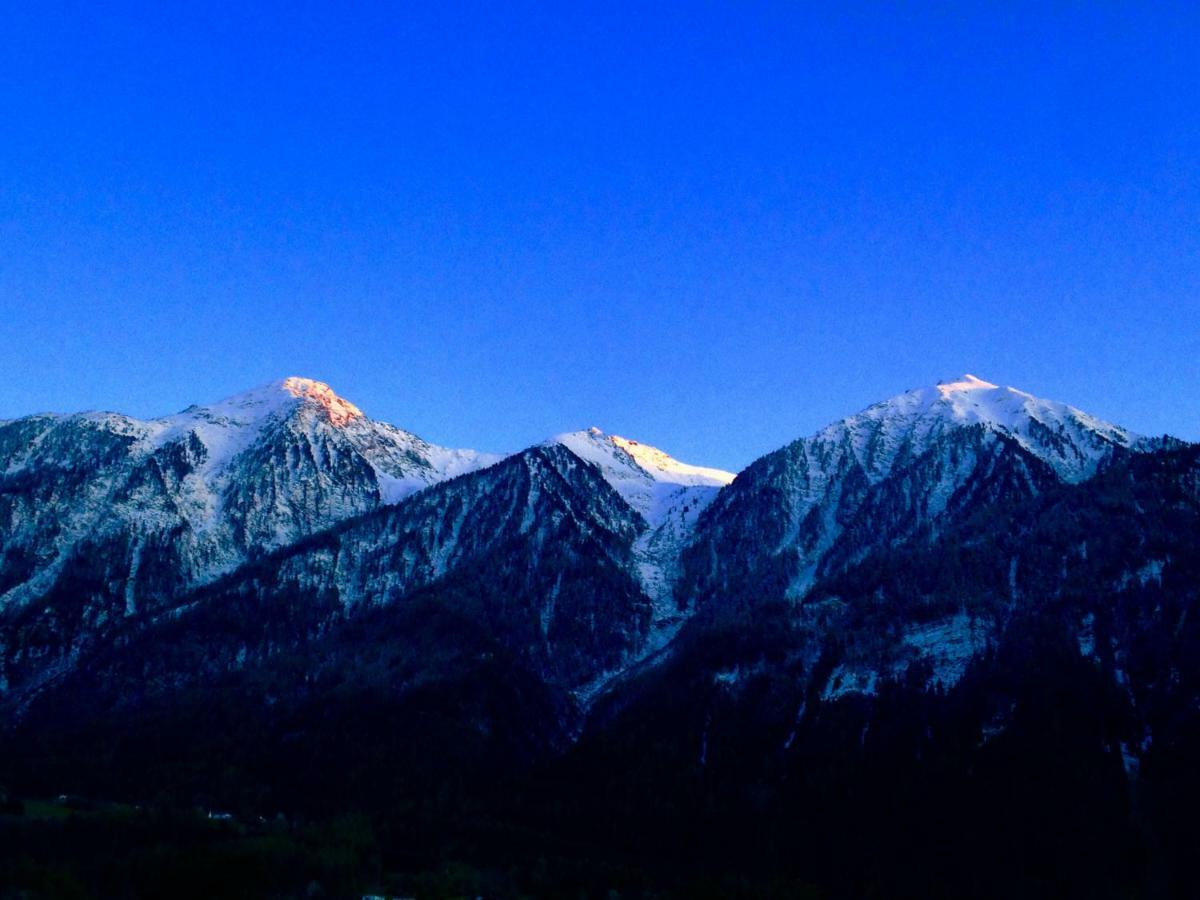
1,3,1198,471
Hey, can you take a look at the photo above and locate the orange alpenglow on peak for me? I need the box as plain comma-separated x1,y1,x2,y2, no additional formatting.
279,376,365,427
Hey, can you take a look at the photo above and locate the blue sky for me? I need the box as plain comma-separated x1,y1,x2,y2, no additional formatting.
1,2,1197,470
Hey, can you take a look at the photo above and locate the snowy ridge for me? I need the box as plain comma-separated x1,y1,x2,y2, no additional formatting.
610,435,735,489
551,427,733,527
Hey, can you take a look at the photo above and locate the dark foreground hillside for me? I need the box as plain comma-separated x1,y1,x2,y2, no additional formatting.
3,446,1200,899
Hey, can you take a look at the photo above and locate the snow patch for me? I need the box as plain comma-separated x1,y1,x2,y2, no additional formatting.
1078,612,1097,658
1137,559,1165,585
822,665,878,700
713,667,740,685
899,613,990,690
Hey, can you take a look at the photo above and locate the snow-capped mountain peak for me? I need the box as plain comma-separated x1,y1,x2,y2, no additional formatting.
132,377,366,478
554,428,734,488
550,428,733,524
680,374,1156,606
936,372,998,396
136,377,504,495
0,379,500,622
169,376,362,429
824,374,1138,483
276,376,365,426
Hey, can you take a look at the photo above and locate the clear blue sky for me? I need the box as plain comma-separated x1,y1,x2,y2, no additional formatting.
1,3,1197,470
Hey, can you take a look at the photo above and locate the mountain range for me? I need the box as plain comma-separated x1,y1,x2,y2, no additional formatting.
1,373,1197,898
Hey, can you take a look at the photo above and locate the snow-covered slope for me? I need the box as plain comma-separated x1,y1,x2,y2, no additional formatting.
552,428,735,646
